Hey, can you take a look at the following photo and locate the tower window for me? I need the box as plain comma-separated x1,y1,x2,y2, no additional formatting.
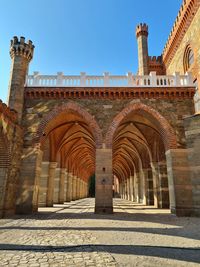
184,45,194,73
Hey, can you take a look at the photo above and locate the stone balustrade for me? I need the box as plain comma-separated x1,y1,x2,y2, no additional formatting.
26,71,194,88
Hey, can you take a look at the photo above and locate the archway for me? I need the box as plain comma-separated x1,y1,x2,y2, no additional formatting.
24,102,103,212
106,102,178,212
14,102,102,213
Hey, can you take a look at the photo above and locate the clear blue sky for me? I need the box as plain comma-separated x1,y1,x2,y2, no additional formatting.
0,0,182,102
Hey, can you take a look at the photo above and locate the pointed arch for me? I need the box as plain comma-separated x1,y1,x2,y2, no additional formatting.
34,101,103,148
105,102,177,151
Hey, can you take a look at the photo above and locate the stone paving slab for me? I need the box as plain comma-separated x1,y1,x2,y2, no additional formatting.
0,198,200,266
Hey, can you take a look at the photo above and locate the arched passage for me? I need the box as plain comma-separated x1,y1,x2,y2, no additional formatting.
34,102,102,209
105,102,178,211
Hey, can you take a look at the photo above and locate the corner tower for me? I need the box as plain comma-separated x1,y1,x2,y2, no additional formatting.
8,36,34,122
136,23,149,75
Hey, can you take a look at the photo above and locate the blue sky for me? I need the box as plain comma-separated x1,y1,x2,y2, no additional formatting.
0,0,182,102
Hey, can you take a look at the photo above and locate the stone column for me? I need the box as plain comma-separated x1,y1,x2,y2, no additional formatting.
66,173,73,202
127,177,130,200
38,162,49,207
72,176,77,200
76,177,80,199
139,170,145,203
83,181,86,198
58,168,66,204
151,162,160,208
134,173,140,203
84,181,88,198
184,114,200,216
158,161,169,208
95,148,113,213
137,170,146,204
80,180,83,198
46,162,57,207
129,176,134,202
146,168,154,205
54,168,60,204
125,179,128,200
166,149,192,216
119,182,123,198
122,180,125,199
16,147,43,214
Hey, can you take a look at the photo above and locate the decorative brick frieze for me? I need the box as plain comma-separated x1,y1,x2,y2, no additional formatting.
25,87,195,100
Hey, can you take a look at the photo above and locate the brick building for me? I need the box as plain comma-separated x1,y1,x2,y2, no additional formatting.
0,0,200,217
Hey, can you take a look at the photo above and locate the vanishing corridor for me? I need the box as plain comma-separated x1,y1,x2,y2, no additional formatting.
0,198,200,267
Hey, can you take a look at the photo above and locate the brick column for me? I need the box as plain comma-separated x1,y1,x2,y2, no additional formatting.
16,147,43,214
58,168,66,204
95,148,113,213
46,162,57,207
166,149,192,216
129,176,134,201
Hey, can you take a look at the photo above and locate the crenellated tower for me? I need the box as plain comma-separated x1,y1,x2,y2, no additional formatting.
136,23,149,75
8,36,34,122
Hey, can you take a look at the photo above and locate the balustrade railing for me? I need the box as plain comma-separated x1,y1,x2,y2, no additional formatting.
26,71,194,88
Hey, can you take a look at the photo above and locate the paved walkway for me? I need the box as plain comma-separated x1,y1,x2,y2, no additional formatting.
0,198,200,266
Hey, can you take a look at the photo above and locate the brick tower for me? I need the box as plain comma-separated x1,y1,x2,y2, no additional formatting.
8,36,34,122
136,23,149,75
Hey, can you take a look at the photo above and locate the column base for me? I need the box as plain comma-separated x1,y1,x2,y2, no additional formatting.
46,203,53,207
171,206,192,217
95,206,113,214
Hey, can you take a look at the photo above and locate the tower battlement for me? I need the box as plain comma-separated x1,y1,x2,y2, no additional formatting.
10,36,34,61
136,23,148,38
148,56,163,63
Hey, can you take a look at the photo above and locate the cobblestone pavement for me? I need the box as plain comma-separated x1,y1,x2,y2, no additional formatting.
0,198,200,267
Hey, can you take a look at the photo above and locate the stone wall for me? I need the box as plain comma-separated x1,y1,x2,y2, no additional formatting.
23,96,194,148
184,114,200,216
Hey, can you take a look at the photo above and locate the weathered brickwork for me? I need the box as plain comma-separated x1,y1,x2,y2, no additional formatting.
23,97,194,148
0,101,23,217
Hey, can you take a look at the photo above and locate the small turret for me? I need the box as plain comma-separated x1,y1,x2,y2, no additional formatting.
136,23,149,75
8,36,35,122
10,36,34,61
136,23,148,38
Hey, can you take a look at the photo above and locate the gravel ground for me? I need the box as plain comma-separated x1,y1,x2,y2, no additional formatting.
0,198,200,266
